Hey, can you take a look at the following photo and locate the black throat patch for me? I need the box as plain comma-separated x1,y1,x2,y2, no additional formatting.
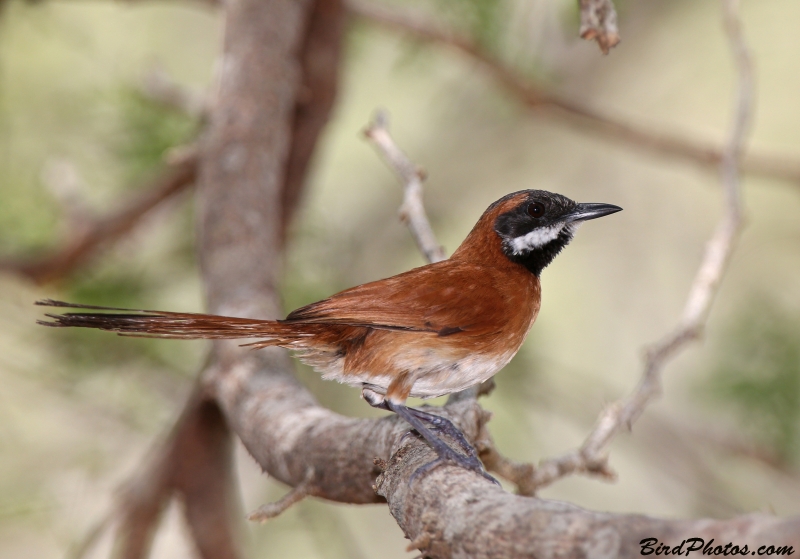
502,227,575,276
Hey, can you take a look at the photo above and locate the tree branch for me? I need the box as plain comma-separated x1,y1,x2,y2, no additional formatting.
347,0,800,187
377,437,799,559
279,0,347,243
109,392,241,559
364,110,446,264
0,149,197,285
247,467,315,522
170,398,242,559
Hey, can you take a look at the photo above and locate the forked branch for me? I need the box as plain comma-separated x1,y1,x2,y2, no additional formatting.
0,149,198,285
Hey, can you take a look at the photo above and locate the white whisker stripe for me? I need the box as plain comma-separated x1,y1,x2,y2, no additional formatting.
509,223,565,254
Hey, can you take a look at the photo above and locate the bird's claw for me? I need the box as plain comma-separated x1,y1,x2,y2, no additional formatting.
408,443,499,486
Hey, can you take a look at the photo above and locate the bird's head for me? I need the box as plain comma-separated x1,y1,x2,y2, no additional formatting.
494,190,621,276
455,190,621,276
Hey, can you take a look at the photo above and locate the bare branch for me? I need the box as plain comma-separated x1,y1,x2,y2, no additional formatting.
109,394,243,559
280,0,347,243
171,399,242,559
377,435,800,559
364,110,446,264
579,0,621,54
0,149,198,285
347,0,800,187
248,467,315,523
113,424,182,559
512,0,755,493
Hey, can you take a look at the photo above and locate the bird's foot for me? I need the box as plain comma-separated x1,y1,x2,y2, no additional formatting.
409,443,499,486
385,401,498,485
407,407,479,458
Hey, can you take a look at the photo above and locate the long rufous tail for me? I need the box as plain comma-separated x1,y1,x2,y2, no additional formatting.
36,299,286,342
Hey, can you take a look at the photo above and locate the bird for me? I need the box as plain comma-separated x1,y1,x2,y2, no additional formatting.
37,189,621,483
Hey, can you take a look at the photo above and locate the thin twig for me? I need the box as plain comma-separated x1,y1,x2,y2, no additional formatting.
507,0,754,494
347,0,800,187
579,0,621,54
0,148,198,285
364,110,446,264
247,467,315,523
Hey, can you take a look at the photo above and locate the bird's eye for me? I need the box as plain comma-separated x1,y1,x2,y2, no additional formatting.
527,202,545,218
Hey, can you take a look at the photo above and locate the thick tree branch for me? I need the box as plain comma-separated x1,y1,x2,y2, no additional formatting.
69,1,350,553
109,392,241,559
377,435,799,559
347,0,800,187
171,398,242,559
280,0,347,243
0,150,197,285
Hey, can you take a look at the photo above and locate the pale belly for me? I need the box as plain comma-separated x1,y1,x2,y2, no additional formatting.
319,347,518,399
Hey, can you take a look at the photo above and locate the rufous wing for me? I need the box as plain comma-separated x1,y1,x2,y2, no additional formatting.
284,260,508,336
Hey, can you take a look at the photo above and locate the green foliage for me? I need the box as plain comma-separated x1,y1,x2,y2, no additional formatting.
0,171,59,254
114,87,200,185
705,303,800,463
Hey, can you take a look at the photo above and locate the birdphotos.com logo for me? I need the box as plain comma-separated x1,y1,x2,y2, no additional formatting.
639,537,794,556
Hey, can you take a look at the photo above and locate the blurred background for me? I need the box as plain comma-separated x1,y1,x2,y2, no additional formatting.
2,0,800,557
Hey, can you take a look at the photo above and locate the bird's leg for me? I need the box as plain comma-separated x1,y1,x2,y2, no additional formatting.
365,385,479,457
363,385,423,444
385,400,498,485
363,383,497,484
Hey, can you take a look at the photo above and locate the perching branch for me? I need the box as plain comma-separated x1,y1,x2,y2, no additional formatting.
364,110,446,264
347,0,800,188
377,427,799,559
0,149,197,285
506,0,754,494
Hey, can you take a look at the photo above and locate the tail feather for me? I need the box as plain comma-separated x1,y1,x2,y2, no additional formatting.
36,299,284,341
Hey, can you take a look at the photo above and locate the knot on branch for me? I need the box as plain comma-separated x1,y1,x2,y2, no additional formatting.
581,454,617,481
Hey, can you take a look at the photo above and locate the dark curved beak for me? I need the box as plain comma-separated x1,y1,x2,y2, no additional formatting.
565,202,623,223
